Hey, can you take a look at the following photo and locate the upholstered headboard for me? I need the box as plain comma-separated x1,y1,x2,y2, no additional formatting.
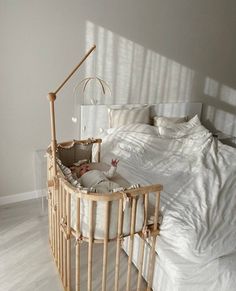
80,102,202,139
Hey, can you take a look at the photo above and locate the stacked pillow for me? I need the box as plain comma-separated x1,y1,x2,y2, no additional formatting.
107,105,204,139
153,115,206,138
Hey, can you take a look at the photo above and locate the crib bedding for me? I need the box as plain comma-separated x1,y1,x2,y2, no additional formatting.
99,123,236,291
70,162,145,240
70,192,144,240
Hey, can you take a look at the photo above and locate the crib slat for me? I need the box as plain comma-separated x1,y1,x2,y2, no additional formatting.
52,176,57,261
59,182,63,274
47,160,52,246
63,188,67,288
102,202,110,291
137,238,145,291
47,159,51,245
48,189,52,246
147,191,160,291
51,169,54,252
54,186,57,263
114,199,123,291
58,181,61,272
88,200,94,291
75,196,81,291
51,185,55,254
56,186,60,266
137,193,148,291
54,188,57,257
66,191,71,290
126,197,137,291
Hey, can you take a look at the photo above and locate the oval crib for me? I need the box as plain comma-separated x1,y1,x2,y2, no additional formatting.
46,45,162,291
47,139,162,291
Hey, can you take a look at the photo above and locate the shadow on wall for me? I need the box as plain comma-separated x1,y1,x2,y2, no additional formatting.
202,78,236,146
82,21,195,105
75,20,236,146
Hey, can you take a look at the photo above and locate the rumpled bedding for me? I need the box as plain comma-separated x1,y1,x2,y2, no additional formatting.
99,122,236,291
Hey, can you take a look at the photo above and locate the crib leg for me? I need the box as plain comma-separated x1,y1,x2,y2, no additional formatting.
66,192,71,290
114,199,123,291
137,192,148,291
48,189,52,245
66,240,71,291
88,201,94,291
52,187,55,255
137,236,145,291
147,236,157,291
75,197,81,291
63,189,67,288
102,202,110,291
59,184,63,274
55,188,59,266
75,243,80,291
63,235,67,288
147,191,160,291
126,197,137,291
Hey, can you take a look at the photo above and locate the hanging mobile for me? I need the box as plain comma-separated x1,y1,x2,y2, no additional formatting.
73,46,111,106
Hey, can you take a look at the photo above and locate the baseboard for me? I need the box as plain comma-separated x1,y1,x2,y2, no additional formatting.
0,189,47,206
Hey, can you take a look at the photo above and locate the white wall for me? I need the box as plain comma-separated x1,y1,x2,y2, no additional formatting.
0,0,236,198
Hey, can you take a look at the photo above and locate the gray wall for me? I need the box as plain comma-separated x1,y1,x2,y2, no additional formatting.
1,0,236,197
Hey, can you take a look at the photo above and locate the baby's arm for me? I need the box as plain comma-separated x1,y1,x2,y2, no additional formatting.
103,159,119,178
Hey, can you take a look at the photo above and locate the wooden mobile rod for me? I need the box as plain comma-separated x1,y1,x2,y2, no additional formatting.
47,45,96,178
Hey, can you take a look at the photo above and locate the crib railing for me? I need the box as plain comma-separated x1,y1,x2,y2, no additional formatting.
47,141,162,291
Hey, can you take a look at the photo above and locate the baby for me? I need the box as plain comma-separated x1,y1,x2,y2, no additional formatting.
74,159,120,193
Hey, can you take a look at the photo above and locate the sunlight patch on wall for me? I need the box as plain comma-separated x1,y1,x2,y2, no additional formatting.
83,20,195,105
220,85,236,106
204,77,219,98
205,105,236,137
204,77,236,106
203,77,236,139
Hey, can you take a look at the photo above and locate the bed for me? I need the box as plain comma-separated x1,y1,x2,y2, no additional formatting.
79,103,236,291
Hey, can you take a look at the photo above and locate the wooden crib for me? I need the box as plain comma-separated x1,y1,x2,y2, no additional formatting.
47,138,162,291
46,45,162,290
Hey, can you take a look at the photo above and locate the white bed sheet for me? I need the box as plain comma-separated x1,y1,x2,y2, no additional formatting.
99,123,236,291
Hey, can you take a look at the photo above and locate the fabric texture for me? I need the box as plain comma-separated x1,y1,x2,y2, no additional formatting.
108,105,150,128
70,162,144,240
153,116,188,127
98,122,236,291
78,166,117,189
157,115,205,138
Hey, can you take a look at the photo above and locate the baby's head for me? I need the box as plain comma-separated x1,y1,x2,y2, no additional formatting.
78,163,91,177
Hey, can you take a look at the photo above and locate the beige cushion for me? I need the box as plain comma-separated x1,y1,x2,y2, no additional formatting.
108,106,150,128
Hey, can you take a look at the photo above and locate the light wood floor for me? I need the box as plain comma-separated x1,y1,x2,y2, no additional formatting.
0,198,63,291
0,198,147,291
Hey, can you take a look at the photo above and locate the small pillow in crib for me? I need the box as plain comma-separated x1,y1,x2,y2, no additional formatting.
73,159,88,167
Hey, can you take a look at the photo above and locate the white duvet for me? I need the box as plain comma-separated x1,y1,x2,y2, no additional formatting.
99,122,236,291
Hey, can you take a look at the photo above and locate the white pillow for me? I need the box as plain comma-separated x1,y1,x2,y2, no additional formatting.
153,116,188,127
158,115,203,138
108,106,150,128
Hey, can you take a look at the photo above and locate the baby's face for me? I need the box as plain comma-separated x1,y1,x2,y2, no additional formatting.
79,164,90,176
